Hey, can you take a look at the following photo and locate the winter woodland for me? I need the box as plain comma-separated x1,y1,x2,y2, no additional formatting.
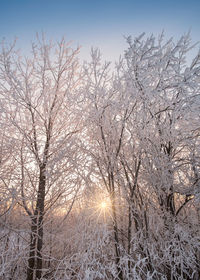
0,33,200,280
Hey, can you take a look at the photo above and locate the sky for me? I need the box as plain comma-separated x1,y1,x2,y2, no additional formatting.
0,0,199,62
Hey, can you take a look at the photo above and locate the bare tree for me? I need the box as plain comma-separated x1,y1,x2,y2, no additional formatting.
81,34,200,279
0,35,81,280
0,32,199,280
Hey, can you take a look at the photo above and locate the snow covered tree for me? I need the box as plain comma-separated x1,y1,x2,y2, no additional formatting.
119,32,200,279
0,36,82,280
81,33,200,279
0,32,199,280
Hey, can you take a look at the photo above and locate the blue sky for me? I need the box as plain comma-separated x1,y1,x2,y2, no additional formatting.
0,0,199,61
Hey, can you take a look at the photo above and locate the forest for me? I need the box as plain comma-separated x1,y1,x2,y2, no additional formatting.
0,33,200,280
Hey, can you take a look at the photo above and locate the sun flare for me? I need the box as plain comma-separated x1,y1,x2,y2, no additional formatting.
100,201,107,209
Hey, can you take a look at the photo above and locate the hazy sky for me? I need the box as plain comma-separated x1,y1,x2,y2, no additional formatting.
0,0,199,61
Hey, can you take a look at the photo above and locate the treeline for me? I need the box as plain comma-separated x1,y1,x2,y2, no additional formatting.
0,33,200,280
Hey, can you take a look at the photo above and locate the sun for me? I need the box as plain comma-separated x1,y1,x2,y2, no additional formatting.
96,200,110,222
86,193,112,222
100,201,107,209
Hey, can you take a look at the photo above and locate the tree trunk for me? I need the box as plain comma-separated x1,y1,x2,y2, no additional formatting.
110,190,123,280
26,165,46,280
